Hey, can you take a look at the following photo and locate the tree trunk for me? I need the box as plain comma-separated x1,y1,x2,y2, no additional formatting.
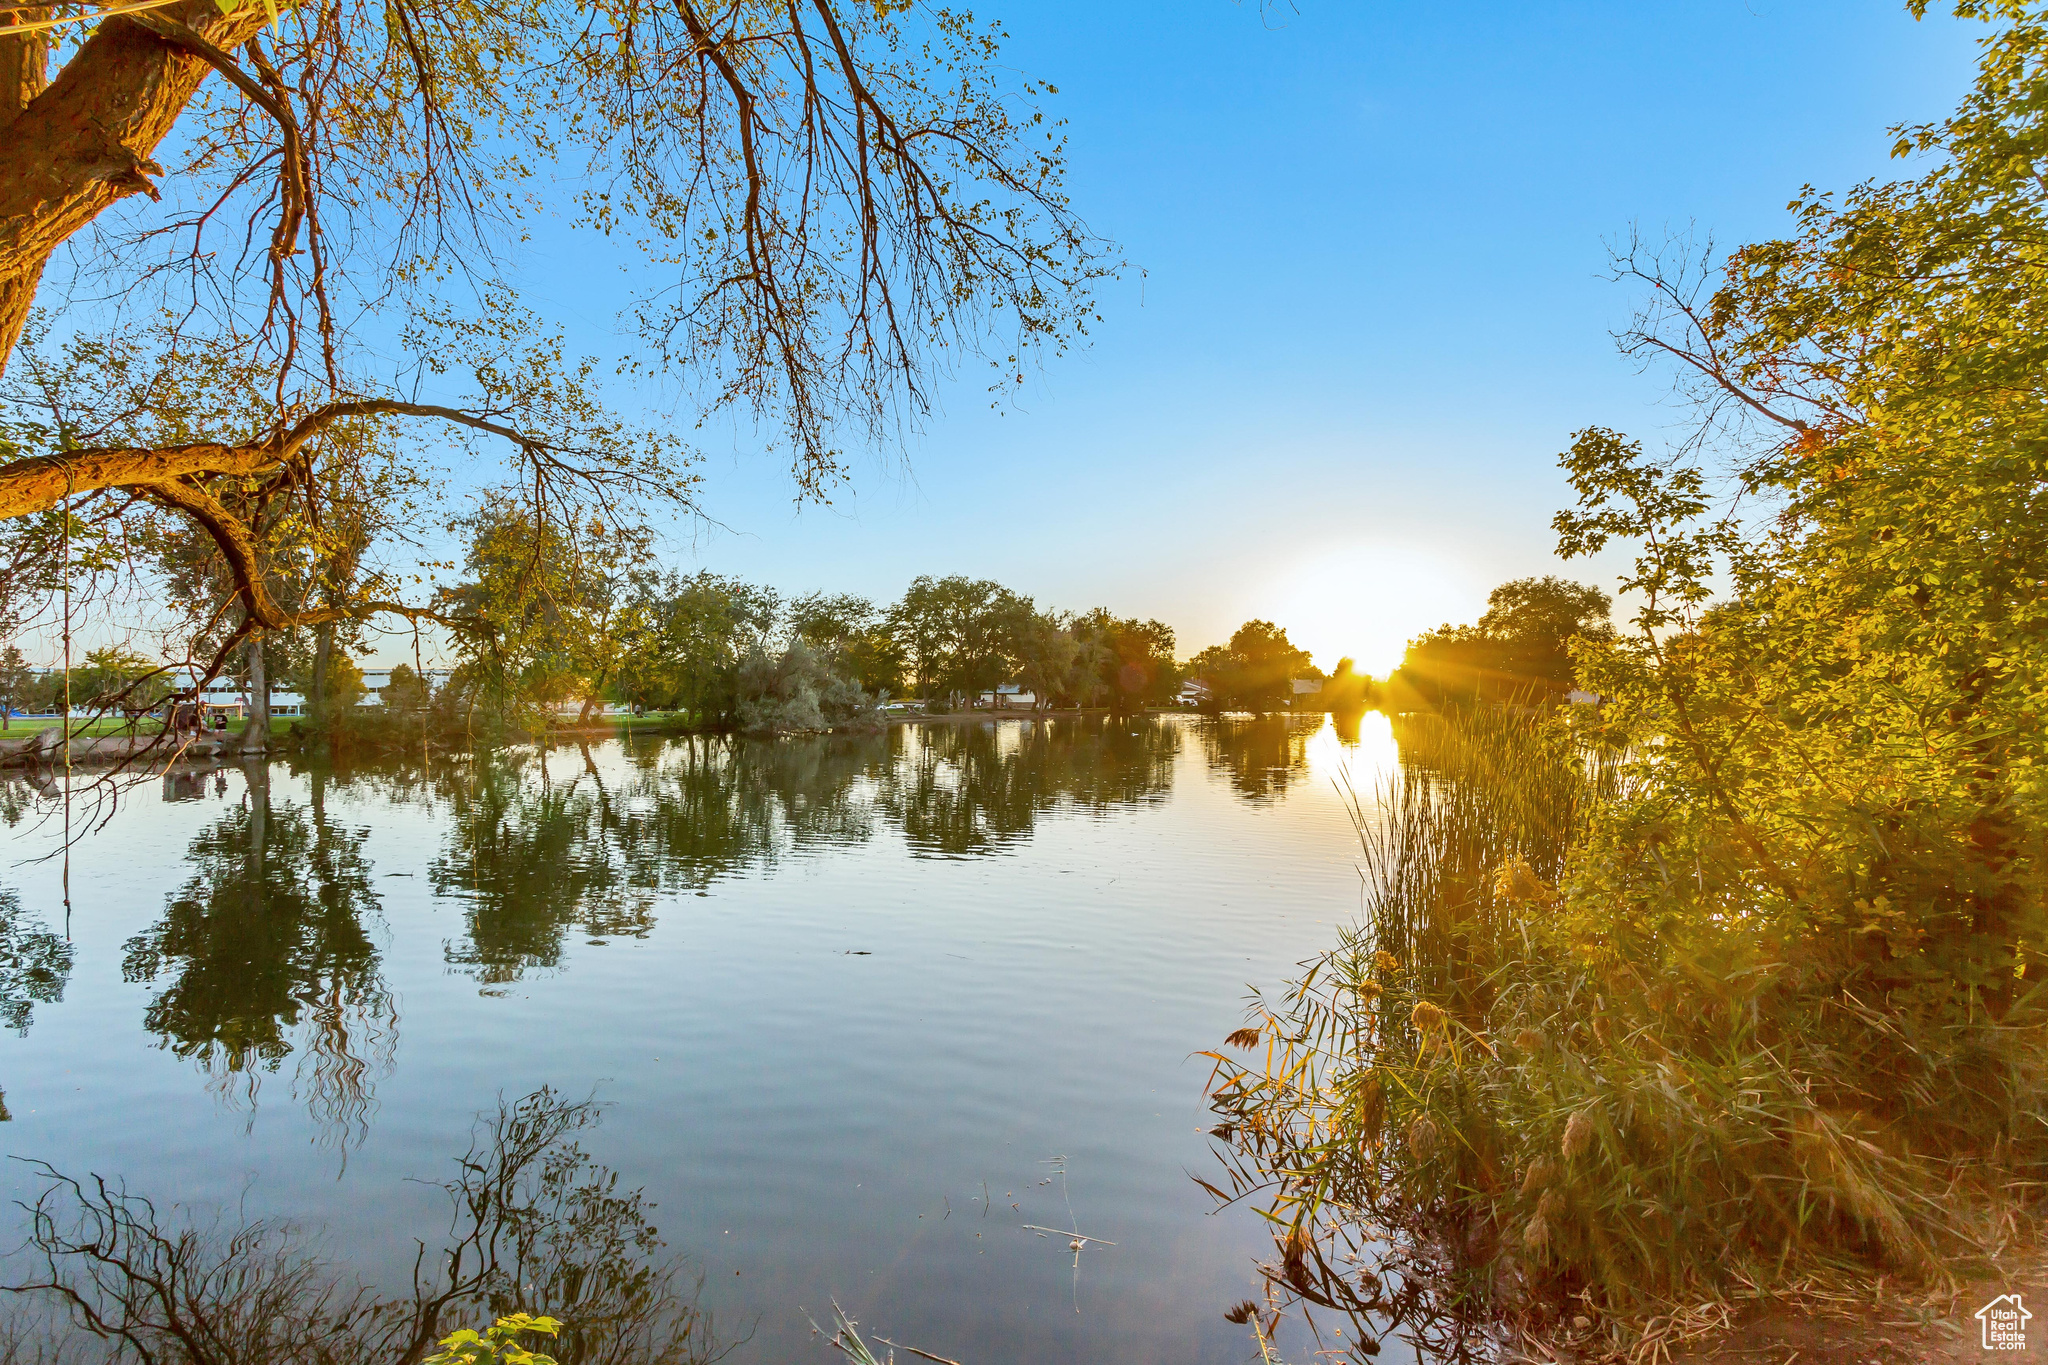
0,1,272,376
240,630,269,753
311,622,332,722
0,8,48,371
244,745,269,884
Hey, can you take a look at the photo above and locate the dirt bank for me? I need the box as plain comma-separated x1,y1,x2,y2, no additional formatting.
1601,1256,2048,1365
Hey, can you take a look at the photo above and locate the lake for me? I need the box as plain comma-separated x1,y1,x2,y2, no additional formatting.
0,713,1398,1363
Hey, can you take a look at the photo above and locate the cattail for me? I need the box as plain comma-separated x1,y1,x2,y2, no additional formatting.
1520,1157,1556,1195
1408,1112,1441,1159
1562,1109,1595,1161
1353,1074,1386,1134
1283,1224,1314,1293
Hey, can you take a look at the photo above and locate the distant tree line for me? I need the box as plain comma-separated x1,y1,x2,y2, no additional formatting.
1,559,1624,739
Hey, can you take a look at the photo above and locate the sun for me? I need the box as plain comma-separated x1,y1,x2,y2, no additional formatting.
1266,543,1487,678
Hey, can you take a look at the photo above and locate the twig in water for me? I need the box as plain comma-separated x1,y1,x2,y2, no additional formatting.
874,1338,965,1365
1019,1225,1118,1247
806,1300,963,1365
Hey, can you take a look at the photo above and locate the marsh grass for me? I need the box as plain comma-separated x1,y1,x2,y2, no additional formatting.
1203,703,2048,1362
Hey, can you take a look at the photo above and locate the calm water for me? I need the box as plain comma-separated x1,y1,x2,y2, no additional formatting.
0,714,1396,1363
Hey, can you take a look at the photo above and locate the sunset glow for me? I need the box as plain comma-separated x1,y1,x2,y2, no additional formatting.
1266,544,1488,678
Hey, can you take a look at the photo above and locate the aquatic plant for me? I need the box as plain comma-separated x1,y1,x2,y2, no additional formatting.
425,1314,563,1365
1205,697,2046,1359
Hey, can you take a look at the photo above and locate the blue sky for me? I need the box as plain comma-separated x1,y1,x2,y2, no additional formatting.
504,1,1980,675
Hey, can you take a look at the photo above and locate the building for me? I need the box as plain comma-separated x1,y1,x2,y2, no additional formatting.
165,666,457,718
974,684,1037,710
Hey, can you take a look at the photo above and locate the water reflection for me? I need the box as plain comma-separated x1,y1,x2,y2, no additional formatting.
3,715,1388,1362
424,720,1182,978
8,1088,729,1364
883,719,1180,856
61,718,1327,1123
121,764,395,1141
1197,716,1324,803
0,887,72,1038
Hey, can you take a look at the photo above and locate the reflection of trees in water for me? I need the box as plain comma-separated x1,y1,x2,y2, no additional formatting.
431,748,656,982
0,888,71,1038
121,766,394,1146
880,719,1180,856
1197,715,1324,803
7,1088,729,1365
429,736,890,981
1329,705,1367,746
0,773,56,829
427,721,1181,977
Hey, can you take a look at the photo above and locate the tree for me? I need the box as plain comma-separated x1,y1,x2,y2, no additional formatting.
1011,610,1084,711
439,494,653,726
1069,609,1178,712
379,663,430,715
318,650,365,720
0,643,29,728
886,575,1033,704
1186,620,1313,712
69,644,170,715
0,0,1111,677
735,640,879,733
611,570,780,724
1509,0,2048,1254
1397,575,1612,702
786,591,905,697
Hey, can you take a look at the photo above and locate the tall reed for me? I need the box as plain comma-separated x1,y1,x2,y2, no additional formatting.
1203,703,2045,1361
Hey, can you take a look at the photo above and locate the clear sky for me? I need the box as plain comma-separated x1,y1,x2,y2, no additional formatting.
488,1,1981,675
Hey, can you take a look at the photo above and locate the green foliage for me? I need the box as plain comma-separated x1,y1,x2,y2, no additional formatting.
1395,576,1613,704
0,645,32,724
321,652,367,716
886,575,1035,703
787,592,906,696
1186,620,1313,711
441,495,656,728
1065,609,1179,711
380,663,431,714
65,646,173,714
735,641,881,733
611,570,781,724
424,1314,563,1365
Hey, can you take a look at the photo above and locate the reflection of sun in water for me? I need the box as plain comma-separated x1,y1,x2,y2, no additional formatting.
1269,544,1486,677
1307,710,1399,792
